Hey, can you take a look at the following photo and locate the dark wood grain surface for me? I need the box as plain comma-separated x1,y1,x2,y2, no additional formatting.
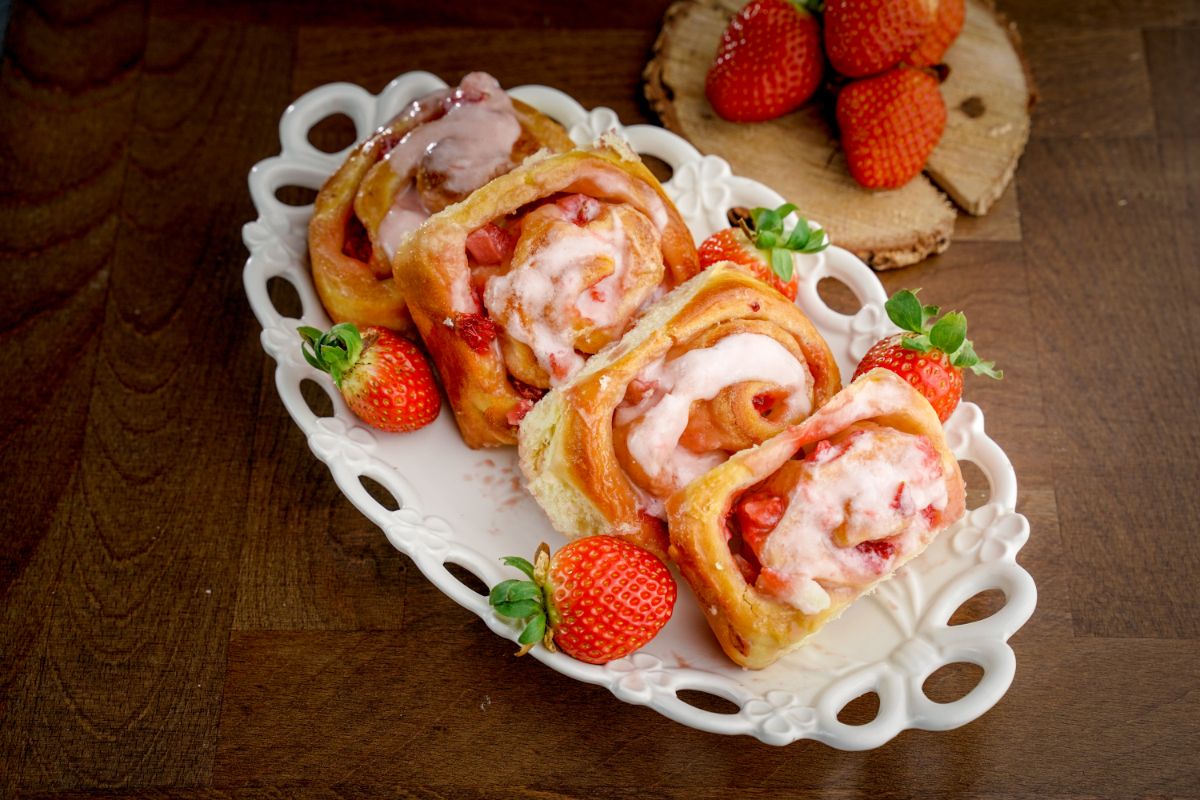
2,1,1197,797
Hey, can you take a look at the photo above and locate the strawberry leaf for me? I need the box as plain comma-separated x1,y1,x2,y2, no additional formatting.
921,303,940,328
489,579,528,605
971,360,1003,379
901,334,933,352
797,227,829,254
518,614,546,646
885,290,926,333
785,219,812,250
501,556,536,580
493,598,542,619
951,340,1003,379
929,312,967,355
771,248,795,282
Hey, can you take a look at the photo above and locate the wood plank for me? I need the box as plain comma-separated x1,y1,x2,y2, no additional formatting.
0,0,148,794
293,27,663,123
1020,25,1155,139
1144,26,1200,139
1018,137,1200,640
233,374,409,630
153,0,675,29
211,629,1194,794
3,15,294,794
995,0,1200,28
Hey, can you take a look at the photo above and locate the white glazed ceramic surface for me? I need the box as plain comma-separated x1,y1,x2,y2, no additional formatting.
243,72,1036,748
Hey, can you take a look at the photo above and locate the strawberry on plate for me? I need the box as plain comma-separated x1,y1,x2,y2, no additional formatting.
489,536,677,665
836,66,947,190
823,0,937,78
299,322,441,432
698,203,829,300
852,288,1001,422
706,0,825,122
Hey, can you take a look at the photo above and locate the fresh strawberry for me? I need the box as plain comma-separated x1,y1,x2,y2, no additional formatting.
489,536,677,665
836,66,947,189
905,0,965,67
698,203,828,300
299,322,440,432
823,0,937,78
852,289,1001,422
705,0,825,123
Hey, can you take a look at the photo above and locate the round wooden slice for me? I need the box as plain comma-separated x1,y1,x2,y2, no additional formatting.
644,0,1034,269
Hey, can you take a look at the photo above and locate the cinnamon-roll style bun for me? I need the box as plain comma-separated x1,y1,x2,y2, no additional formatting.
518,263,842,558
666,369,967,669
394,138,701,448
308,72,573,333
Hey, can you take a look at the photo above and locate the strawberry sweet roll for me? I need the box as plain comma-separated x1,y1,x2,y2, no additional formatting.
393,139,701,448
518,263,841,558
307,72,573,333
666,369,966,669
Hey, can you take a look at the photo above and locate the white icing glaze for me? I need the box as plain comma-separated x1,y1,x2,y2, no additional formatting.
483,202,661,384
621,333,813,491
379,72,521,254
758,426,949,614
378,186,428,260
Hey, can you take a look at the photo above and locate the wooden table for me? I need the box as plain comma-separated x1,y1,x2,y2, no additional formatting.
2,0,1197,796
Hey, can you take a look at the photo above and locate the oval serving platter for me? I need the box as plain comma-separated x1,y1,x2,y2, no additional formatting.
243,71,1036,748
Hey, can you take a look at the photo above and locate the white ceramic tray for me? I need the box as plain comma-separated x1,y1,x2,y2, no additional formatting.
243,72,1036,748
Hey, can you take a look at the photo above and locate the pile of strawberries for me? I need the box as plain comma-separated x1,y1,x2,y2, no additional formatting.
706,0,966,189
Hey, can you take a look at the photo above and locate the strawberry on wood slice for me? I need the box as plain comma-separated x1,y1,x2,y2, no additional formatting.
824,0,937,78
836,67,947,190
698,203,829,300
705,0,825,122
905,0,966,67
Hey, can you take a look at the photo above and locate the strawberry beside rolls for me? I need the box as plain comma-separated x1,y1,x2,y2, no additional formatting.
666,368,966,669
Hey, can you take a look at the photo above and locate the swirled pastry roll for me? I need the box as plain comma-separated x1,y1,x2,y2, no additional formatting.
666,369,967,669
308,72,573,333
518,263,842,557
394,138,701,448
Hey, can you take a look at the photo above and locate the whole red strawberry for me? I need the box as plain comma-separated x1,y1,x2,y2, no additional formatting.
836,66,947,189
299,322,440,432
852,289,1001,422
706,0,825,122
698,203,829,300
906,0,966,67
490,536,677,665
824,0,936,78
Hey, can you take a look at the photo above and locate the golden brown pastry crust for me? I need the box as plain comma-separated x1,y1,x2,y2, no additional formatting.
665,368,966,669
308,95,572,334
518,263,842,558
394,142,701,448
